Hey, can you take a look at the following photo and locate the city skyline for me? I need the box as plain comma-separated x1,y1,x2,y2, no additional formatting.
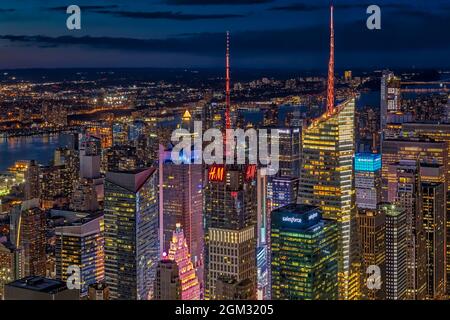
1,0,450,305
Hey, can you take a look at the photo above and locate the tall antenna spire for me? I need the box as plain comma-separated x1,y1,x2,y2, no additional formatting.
225,31,231,130
326,4,335,114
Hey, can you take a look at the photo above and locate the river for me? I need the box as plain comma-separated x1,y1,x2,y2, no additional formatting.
0,134,72,172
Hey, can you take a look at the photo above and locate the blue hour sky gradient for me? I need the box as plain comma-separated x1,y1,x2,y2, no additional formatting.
0,0,448,70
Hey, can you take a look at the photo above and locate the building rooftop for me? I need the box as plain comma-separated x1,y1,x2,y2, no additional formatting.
272,203,319,215
271,204,324,231
379,203,404,217
6,276,68,294
106,167,157,192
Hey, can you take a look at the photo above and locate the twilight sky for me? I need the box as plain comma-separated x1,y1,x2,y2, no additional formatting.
0,0,448,70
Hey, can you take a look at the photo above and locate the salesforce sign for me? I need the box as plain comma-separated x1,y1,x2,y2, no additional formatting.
282,216,303,224
280,210,321,229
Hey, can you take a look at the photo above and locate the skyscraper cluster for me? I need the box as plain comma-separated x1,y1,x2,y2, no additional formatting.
1,4,450,302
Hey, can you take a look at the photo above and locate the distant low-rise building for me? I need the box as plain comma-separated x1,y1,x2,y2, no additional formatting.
4,276,79,300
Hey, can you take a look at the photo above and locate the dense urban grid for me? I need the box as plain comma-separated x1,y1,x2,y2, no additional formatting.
1,4,450,301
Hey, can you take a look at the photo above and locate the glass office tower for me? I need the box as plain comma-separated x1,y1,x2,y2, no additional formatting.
204,164,257,300
270,204,338,300
354,153,382,210
104,168,159,300
299,98,360,299
55,213,104,296
383,204,407,300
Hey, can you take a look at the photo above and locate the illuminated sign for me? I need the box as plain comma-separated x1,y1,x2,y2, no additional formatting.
245,164,257,181
208,165,225,182
279,208,322,230
282,216,302,224
308,212,319,220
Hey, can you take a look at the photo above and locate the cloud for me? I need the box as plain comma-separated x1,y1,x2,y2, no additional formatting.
0,34,222,53
1,14,448,55
48,5,120,11
165,0,272,5
269,3,320,12
1,8,449,61
269,2,411,12
94,10,246,20
47,4,247,21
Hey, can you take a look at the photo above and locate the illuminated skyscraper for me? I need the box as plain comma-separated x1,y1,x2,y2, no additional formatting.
79,135,101,180
419,164,446,299
23,160,40,201
55,213,105,296
354,153,382,210
54,147,79,198
266,177,299,223
79,134,103,203
261,126,301,299
382,204,407,300
159,144,203,287
256,171,268,300
298,99,359,299
166,224,200,300
264,175,299,299
104,168,159,300
381,137,447,201
401,122,450,293
203,33,257,300
270,204,338,300
401,122,450,184
356,208,385,300
9,200,46,277
204,164,257,299
276,127,301,178
387,160,426,300
40,164,68,209
380,70,402,133
40,146,79,209
298,5,359,300
388,160,446,297
0,242,23,299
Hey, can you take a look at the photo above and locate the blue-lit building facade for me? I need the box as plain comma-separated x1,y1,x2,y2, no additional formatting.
355,153,382,210
264,175,299,299
270,204,338,300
